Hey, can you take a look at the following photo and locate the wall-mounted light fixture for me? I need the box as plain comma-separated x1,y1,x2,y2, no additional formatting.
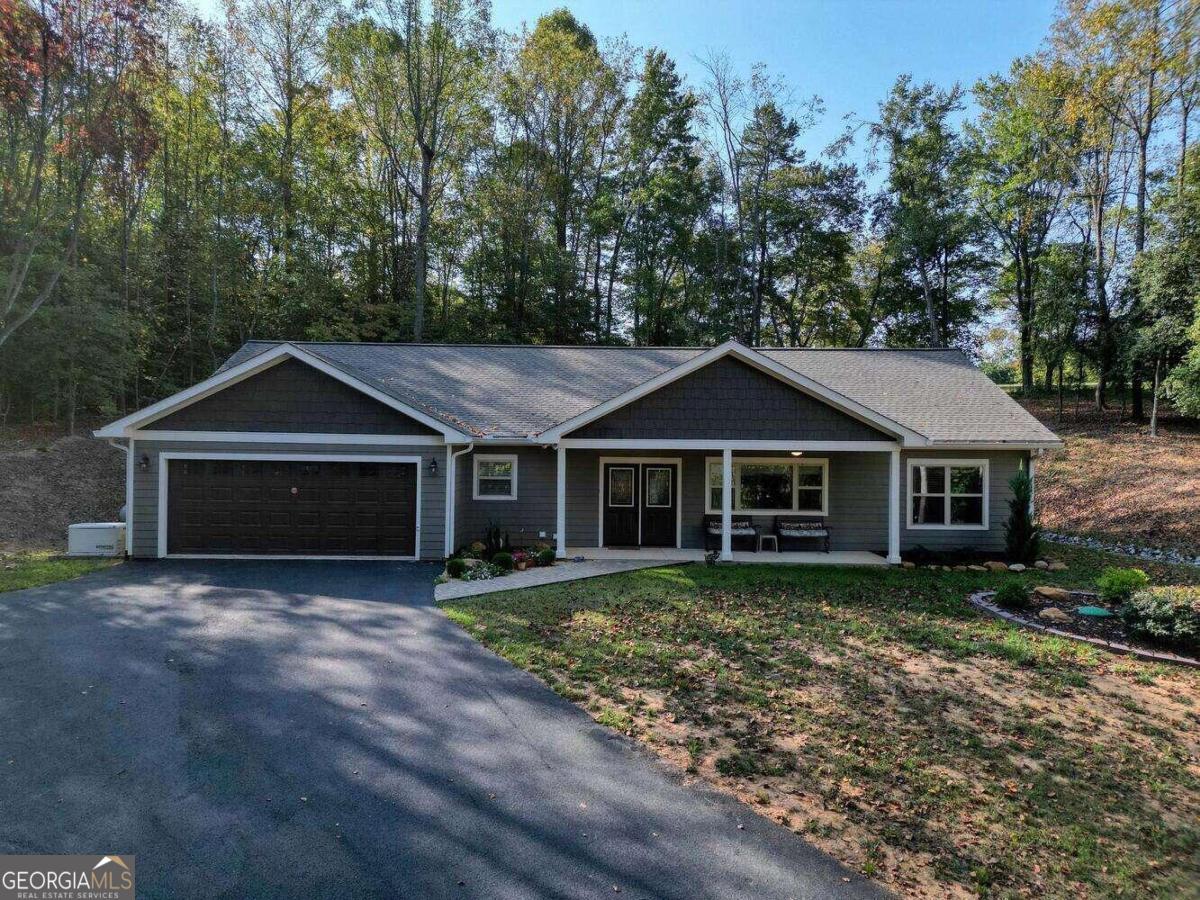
789,450,804,457
138,453,150,472
428,457,439,478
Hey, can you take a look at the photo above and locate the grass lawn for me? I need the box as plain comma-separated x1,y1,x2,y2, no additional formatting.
443,544,1200,899
0,550,121,594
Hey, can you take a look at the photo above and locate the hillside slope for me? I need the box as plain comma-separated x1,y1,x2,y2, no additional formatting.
0,423,124,553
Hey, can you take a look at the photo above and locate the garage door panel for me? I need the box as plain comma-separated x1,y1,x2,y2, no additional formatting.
167,458,417,557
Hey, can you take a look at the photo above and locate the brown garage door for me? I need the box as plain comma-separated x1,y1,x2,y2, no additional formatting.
167,458,417,556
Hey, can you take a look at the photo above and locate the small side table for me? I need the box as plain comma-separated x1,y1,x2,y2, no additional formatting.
758,534,779,553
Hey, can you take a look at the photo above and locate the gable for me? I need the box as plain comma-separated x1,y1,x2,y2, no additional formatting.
145,358,439,435
568,356,890,441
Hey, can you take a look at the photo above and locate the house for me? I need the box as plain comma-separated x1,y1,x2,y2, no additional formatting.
94,340,1061,564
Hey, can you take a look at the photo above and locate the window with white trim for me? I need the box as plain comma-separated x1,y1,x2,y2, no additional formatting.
473,454,517,500
705,457,828,516
908,459,988,528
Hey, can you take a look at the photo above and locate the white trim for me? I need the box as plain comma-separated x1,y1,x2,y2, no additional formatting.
539,341,925,444
129,430,446,445
472,453,518,501
597,457,682,549
556,446,567,559
558,438,899,451
888,449,900,563
920,441,1062,451
704,456,829,517
721,449,733,560
156,451,423,560
167,554,414,561
94,343,470,441
905,458,990,531
445,443,475,557
1027,453,1036,518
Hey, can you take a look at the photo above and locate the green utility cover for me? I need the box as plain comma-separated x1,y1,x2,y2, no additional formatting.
1077,605,1114,618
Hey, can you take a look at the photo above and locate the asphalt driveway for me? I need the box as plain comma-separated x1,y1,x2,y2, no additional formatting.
0,561,884,899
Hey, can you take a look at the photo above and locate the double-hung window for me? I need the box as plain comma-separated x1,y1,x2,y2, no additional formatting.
705,457,828,516
473,454,518,500
908,459,988,528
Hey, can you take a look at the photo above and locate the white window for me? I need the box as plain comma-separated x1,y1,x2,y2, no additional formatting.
907,459,988,529
473,454,518,500
705,457,828,516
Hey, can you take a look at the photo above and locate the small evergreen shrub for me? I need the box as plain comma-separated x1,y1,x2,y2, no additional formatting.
446,558,467,578
1004,469,1040,563
536,548,556,567
993,580,1029,611
491,551,514,572
1121,587,1200,652
1096,567,1150,605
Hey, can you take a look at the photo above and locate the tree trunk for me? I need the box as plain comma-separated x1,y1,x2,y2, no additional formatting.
1149,354,1161,438
412,149,434,341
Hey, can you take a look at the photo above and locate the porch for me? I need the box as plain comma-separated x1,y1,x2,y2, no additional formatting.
566,547,889,566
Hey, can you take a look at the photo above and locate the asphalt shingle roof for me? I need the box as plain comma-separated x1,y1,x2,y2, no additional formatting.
220,341,1059,445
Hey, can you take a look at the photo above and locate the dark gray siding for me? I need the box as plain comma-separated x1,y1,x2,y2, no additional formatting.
570,357,888,441
131,440,445,559
452,446,558,550
899,450,1027,553
147,358,439,435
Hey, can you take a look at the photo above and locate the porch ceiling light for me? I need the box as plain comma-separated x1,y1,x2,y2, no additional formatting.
790,451,804,457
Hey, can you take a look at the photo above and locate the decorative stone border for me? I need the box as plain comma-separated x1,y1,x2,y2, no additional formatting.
1043,531,1200,568
968,590,1200,669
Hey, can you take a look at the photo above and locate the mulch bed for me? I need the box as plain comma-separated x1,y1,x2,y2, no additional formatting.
970,589,1200,668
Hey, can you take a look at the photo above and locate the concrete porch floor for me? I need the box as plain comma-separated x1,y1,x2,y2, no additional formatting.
567,547,890,566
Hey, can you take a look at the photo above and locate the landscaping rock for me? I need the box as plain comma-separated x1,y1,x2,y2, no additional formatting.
984,561,1009,572
1033,585,1072,603
1034,560,1049,569
1008,563,1027,572
1043,531,1200,568
1037,607,1073,624
953,565,968,571
968,564,987,572
901,561,916,569
461,557,482,569
1046,562,1067,572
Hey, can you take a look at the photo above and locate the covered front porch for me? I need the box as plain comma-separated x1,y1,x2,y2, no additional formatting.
553,442,903,564
565,546,889,566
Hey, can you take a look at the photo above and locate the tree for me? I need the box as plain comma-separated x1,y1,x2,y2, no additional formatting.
968,58,1073,390
871,76,984,347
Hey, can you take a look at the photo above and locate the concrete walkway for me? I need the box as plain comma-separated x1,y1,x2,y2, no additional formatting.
435,558,669,601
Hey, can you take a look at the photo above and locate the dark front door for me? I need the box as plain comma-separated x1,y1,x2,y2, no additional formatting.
602,462,677,548
167,458,418,556
640,464,677,547
603,464,639,546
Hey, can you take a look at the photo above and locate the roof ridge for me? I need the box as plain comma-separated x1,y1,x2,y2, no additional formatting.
245,339,963,352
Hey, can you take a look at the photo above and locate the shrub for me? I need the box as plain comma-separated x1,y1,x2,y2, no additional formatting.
462,541,486,560
491,551,514,572
536,548,556,567
445,557,467,578
461,562,501,582
1121,587,1200,652
1004,468,1041,564
993,580,1030,611
1096,567,1150,605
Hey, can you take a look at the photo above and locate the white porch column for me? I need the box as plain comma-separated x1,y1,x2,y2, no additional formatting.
721,447,733,561
556,445,567,558
1028,452,1036,517
887,448,901,564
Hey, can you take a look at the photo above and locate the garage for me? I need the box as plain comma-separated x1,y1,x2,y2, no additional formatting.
165,456,419,557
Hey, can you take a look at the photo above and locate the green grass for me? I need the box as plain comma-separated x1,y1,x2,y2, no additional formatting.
442,544,1200,899
0,550,121,594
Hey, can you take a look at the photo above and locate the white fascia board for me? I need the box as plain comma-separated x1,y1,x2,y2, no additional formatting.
129,431,445,445
94,343,470,442
917,441,1064,451
538,341,926,444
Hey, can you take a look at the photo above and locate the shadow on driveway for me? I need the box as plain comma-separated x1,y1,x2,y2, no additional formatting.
0,560,886,899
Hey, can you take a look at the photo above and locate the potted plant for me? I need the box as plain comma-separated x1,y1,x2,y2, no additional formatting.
512,550,530,571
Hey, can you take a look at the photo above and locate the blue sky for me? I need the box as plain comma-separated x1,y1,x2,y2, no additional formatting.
191,0,1058,173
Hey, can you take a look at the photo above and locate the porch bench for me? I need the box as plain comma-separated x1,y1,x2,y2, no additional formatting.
703,515,759,552
775,517,831,553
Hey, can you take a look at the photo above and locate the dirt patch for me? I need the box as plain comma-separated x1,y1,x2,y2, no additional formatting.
1018,396,1200,556
0,422,124,552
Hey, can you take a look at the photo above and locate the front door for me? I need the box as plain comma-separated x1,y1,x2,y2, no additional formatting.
602,462,677,548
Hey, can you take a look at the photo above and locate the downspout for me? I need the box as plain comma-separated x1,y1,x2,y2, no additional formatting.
444,442,475,558
107,438,133,557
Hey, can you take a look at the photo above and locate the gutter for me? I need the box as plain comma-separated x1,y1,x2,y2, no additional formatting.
444,442,475,558
106,438,133,556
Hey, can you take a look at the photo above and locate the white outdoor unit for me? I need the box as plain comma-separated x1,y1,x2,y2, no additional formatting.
67,522,126,557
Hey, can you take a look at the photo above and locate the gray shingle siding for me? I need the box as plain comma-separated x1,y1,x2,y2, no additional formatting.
148,358,438,435
130,439,445,559
452,446,558,550
570,357,889,441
